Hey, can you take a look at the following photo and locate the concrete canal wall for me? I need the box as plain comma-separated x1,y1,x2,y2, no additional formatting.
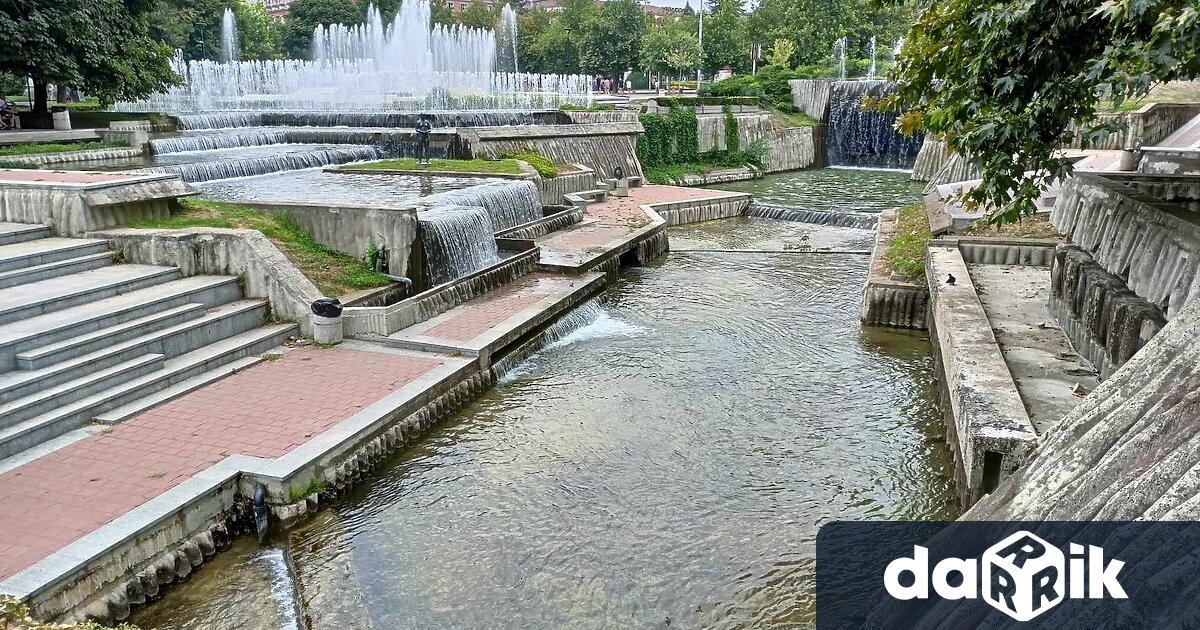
459,122,644,180
0,172,188,237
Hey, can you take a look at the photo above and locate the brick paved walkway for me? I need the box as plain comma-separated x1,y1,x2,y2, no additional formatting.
391,272,589,349
0,346,448,581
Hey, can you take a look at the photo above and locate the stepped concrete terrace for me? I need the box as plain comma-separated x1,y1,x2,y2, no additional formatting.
536,184,750,274
0,222,297,464
0,169,192,237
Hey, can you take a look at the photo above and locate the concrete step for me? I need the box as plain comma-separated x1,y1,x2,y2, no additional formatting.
0,323,297,460
0,223,51,246
0,238,109,273
0,252,113,289
0,301,267,403
0,276,243,368
0,264,180,322
0,354,165,431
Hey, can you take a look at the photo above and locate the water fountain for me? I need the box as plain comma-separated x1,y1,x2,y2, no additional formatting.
826,80,925,169
418,205,503,285
220,8,239,64
867,36,877,79
496,5,520,74
117,1,588,112
833,37,848,80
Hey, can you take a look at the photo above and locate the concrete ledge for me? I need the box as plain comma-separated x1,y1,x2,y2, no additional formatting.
496,206,584,241
675,167,760,186
0,170,190,237
3,147,145,167
861,209,928,329
650,192,751,226
926,244,1039,507
537,165,595,207
937,236,1059,266
343,247,540,337
92,228,322,335
536,208,669,274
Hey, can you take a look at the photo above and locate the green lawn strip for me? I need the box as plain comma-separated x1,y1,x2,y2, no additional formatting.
344,158,523,175
0,160,36,169
133,198,390,297
0,141,126,157
768,108,819,128
885,202,931,281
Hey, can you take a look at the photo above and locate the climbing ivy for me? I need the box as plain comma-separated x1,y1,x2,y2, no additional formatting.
636,113,673,168
723,104,740,154
667,107,699,164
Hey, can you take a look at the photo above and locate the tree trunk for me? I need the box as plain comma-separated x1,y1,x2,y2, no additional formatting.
32,77,48,115
56,84,68,103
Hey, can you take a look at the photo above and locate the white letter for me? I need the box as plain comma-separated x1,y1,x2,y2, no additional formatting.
932,557,977,599
1088,545,1127,599
885,546,929,600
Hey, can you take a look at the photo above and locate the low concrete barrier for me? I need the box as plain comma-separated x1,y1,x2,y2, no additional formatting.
861,209,928,329
650,193,750,226
926,244,1039,508
93,227,322,335
0,172,188,237
496,206,584,240
459,122,644,179
536,165,595,207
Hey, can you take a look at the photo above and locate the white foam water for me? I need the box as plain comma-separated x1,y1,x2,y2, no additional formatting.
258,548,302,630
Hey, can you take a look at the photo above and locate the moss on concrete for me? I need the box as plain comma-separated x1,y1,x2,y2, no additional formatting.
885,202,931,280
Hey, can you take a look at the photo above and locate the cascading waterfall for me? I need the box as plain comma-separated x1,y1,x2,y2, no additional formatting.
116,1,590,112
221,8,240,64
418,205,503,285
173,110,555,131
150,130,289,154
747,202,879,229
147,146,380,182
419,180,542,232
825,80,924,169
175,113,265,130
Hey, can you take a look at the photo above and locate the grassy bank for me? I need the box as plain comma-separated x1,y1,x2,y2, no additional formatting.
885,202,931,281
344,158,524,175
0,141,125,157
133,199,391,297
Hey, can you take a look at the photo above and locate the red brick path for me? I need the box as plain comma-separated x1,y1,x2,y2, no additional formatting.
421,273,577,342
0,347,446,580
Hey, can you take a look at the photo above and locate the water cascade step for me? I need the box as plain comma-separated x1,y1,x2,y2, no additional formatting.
826,80,924,169
145,146,380,182
418,205,503,286
747,202,879,229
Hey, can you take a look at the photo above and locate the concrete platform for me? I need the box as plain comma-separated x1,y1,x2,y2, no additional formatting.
968,264,1099,433
384,271,605,366
0,130,102,146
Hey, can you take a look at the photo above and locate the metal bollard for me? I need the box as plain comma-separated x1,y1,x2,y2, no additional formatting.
311,298,344,345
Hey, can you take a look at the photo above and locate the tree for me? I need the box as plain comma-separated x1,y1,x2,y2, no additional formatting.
701,0,748,74
430,0,455,27
0,0,178,116
459,0,498,29
766,38,795,68
149,0,233,61
578,0,646,77
283,0,361,58
884,0,1200,223
641,20,699,78
236,1,283,60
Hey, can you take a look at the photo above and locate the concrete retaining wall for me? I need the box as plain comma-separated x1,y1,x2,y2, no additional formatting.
236,201,420,284
496,207,584,240
536,166,595,207
343,248,539,337
93,228,323,335
651,194,751,226
0,176,189,237
1064,103,1200,150
1051,174,1200,319
4,147,145,167
789,79,833,121
860,209,928,329
560,110,639,124
954,237,1058,266
460,122,644,179
911,138,981,185
926,244,1039,507
694,113,817,172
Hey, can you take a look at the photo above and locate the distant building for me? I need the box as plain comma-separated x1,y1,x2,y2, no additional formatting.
525,0,684,19
261,0,291,20
446,0,500,16
261,0,681,21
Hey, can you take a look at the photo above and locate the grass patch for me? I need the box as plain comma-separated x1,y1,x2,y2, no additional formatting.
0,140,125,157
768,108,819,128
560,103,616,112
501,151,559,178
0,159,36,169
885,202,932,281
963,214,1063,239
343,157,523,175
288,477,326,502
133,198,391,297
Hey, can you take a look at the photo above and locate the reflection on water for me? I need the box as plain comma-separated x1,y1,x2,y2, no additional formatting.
197,168,506,206
134,218,955,630
710,168,923,213
667,216,876,251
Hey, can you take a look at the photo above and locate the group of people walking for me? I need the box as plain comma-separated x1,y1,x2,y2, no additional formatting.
593,76,633,95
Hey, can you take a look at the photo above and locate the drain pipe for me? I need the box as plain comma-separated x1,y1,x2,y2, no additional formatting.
385,274,413,291
253,483,270,544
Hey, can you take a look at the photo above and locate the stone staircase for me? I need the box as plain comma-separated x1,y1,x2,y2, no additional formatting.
0,222,297,461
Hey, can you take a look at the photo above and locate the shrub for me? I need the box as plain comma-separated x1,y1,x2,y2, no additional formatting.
667,106,698,163
502,150,559,178
723,104,740,154
637,113,673,168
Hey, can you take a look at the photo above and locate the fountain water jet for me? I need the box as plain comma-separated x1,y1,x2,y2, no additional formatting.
221,8,239,64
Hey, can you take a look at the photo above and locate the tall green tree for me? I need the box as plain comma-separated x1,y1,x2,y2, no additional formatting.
0,0,178,115
149,0,233,61
701,0,748,74
235,1,283,60
283,0,362,58
578,0,646,77
641,20,699,78
459,0,497,29
885,0,1200,223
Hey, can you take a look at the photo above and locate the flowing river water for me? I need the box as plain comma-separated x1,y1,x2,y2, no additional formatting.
132,169,956,630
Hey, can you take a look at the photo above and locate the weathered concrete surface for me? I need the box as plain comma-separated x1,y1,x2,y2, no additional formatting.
237,201,420,283
92,228,322,335
694,113,818,172
0,170,189,237
496,206,584,241
911,138,981,185
2,147,145,167
459,122,644,179
789,79,833,121
926,244,1039,507
860,208,928,329
1052,174,1200,319
0,130,102,145
535,165,595,207
969,263,1098,433
1066,102,1200,151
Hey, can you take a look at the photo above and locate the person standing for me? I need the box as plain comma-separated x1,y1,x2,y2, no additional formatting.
415,114,433,165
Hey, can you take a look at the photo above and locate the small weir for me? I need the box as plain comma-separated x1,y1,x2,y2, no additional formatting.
826,80,924,169
150,130,290,154
418,205,502,285
258,548,303,630
147,146,380,182
173,110,558,131
420,179,542,231
747,202,879,229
